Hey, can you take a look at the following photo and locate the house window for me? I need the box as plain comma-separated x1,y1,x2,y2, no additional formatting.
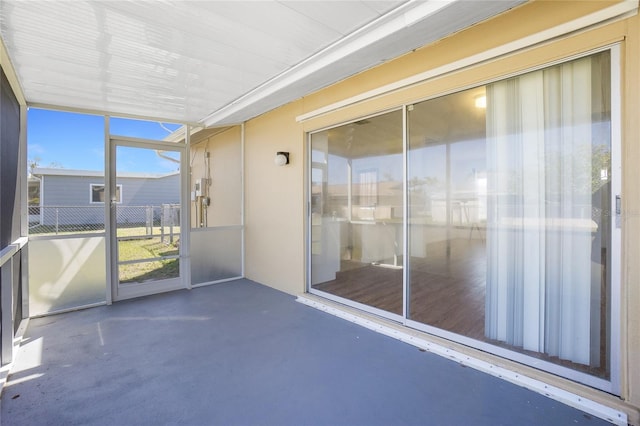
90,184,122,204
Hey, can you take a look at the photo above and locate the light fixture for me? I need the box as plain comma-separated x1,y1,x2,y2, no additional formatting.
275,151,290,166
474,95,486,109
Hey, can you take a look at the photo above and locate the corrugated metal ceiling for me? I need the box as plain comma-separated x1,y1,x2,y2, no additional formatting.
0,1,524,126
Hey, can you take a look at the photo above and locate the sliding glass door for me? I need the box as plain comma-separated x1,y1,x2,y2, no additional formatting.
309,111,404,317
407,50,614,383
485,52,612,374
406,87,488,339
309,49,619,391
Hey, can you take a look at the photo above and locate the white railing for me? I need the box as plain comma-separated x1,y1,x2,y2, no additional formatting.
0,236,28,366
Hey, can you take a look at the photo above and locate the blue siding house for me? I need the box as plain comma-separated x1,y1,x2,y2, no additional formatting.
29,168,179,228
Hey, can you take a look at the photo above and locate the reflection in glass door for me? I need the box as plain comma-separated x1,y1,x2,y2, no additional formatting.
407,51,614,382
111,141,184,300
309,110,404,317
309,49,618,390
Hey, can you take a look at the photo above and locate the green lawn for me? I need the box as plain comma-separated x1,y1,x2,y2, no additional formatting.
29,224,180,238
30,224,182,283
118,236,180,283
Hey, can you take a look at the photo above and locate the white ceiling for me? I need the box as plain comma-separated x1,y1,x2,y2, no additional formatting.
0,0,524,126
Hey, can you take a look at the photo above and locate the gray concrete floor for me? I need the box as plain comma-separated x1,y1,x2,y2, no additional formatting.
2,279,610,426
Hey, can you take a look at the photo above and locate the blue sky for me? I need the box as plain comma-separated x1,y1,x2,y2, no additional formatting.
28,108,182,173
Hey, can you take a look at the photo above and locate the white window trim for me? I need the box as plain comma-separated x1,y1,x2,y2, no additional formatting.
90,183,122,204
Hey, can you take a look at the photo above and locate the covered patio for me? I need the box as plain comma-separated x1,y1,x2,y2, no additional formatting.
2,279,608,426
3,1,640,425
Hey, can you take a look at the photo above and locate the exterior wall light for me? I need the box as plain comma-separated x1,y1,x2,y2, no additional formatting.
275,151,290,166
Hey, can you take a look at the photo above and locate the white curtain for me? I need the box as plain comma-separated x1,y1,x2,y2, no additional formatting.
485,56,596,365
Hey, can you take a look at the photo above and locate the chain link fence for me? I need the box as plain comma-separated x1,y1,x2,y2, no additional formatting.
29,205,180,241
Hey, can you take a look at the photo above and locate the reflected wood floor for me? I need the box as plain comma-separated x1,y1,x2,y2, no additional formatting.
312,238,608,379
313,239,485,338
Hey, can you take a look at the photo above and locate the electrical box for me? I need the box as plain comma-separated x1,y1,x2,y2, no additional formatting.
194,178,205,197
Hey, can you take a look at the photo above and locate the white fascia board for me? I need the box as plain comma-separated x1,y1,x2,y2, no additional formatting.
31,168,104,178
25,102,200,129
32,167,176,179
296,0,638,123
164,123,240,143
202,0,455,127
163,125,203,143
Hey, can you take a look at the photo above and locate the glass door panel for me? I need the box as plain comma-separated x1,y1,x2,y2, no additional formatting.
310,110,404,316
407,50,613,380
407,88,488,338
113,143,182,298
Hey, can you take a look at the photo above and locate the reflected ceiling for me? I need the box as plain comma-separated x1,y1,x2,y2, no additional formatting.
0,1,524,125
319,85,487,160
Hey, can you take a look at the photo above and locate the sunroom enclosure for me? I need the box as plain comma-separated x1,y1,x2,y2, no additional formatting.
308,49,620,392
27,111,243,315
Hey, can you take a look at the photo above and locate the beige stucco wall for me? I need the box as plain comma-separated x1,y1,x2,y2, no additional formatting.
244,102,306,295
190,127,242,228
622,5,640,416
235,0,640,420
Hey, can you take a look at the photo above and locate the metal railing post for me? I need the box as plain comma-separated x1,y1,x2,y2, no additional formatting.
170,205,174,244
1,256,14,365
161,206,165,243
146,206,152,236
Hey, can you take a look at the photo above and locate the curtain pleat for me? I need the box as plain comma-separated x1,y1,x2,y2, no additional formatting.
485,56,595,365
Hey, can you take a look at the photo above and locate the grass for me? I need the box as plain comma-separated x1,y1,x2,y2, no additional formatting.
29,223,180,238
30,224,182,283
118,236,180,283
29,223,104,235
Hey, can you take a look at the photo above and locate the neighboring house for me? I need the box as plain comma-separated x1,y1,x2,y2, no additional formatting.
29,167,179,227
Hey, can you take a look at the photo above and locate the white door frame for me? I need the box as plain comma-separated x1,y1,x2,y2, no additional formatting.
107,135,189,302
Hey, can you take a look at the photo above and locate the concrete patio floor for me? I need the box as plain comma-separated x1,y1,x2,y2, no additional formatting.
1,279,610,426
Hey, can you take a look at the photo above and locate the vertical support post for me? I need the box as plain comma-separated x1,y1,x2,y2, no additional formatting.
104,116,113,305
1,257,14,365
347,159,352,221
21,243,29,319
19,104,29,320
240,123,245,278
55,208,59,234
402,105,409,321
169,205,174,244
19,105,28,238
182,125,192,289
161,207,165,243
146,206,151,236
